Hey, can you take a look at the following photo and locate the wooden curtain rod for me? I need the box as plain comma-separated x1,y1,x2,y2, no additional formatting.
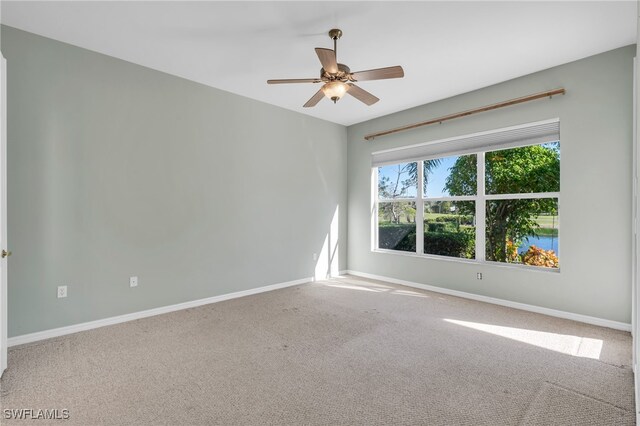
364,88,566,141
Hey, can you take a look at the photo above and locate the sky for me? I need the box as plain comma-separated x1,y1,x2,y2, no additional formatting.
424,156,457,198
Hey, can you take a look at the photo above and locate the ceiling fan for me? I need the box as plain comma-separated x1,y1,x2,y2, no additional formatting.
267,29,404,108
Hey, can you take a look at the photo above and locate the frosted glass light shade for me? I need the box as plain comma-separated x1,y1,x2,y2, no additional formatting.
322,81,349,102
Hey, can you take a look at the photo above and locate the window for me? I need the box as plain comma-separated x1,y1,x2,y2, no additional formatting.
424,200,476,259
373,120,560,269
377,162,417,252
422,154,477,260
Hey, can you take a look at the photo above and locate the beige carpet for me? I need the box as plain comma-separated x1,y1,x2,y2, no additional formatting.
0,275,634,425
520,382,634,425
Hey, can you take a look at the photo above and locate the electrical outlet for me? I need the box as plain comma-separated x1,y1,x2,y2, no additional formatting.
130,276,138,288
313,253,318,261
476,273,483,280
57,285,67,298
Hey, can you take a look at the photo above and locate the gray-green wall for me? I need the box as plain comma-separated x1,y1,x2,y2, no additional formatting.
348,45,635,324
2,26,348,337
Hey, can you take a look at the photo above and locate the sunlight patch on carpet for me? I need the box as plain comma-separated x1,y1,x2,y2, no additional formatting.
444,319,603,359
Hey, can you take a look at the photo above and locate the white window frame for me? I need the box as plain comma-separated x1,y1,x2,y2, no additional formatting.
372,145,560,271
374,162,419,253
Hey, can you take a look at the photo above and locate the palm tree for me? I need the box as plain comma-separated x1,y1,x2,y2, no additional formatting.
407,159,442,195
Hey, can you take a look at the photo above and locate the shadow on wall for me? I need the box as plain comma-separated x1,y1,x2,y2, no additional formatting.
314,205,340,281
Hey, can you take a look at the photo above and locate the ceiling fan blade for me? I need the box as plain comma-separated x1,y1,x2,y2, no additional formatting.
350,66,404,82
315,48,338,74
347,83,379,106
267,78,321,84
303,89,325,108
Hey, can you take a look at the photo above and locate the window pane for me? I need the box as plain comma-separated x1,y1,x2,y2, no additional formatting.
486,198,559,268
424,201,475,259
378,162,417,200
485,142,560,195
424,154,476,198
378,201,416,252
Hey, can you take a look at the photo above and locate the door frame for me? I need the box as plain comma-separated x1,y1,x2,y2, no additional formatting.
0,51,7,376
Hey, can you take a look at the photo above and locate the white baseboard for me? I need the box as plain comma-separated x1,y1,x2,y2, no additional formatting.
9,270,630,346
344,270,631,332
8,276,312,347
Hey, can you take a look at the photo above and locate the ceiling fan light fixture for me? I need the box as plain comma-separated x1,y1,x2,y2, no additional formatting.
322,81,349,103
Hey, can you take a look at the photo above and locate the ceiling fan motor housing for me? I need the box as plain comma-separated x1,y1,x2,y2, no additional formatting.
321,64,351,82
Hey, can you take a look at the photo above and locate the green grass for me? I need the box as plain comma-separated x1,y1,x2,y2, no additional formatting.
534,215,559,228
379,221,414,226
534,227,558,237
424,213,458,220
382,213,558,234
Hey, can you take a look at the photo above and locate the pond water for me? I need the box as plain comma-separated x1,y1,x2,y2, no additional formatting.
518,235,559,254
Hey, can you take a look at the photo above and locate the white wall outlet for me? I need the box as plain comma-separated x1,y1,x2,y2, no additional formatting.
57,285,67,298
129,276,138,287
313,253,318,261
476,273,483,280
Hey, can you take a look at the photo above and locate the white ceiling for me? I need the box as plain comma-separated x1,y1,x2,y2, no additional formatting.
1,1,636,126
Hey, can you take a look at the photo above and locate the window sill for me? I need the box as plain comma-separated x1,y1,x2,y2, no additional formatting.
371,249,561,273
